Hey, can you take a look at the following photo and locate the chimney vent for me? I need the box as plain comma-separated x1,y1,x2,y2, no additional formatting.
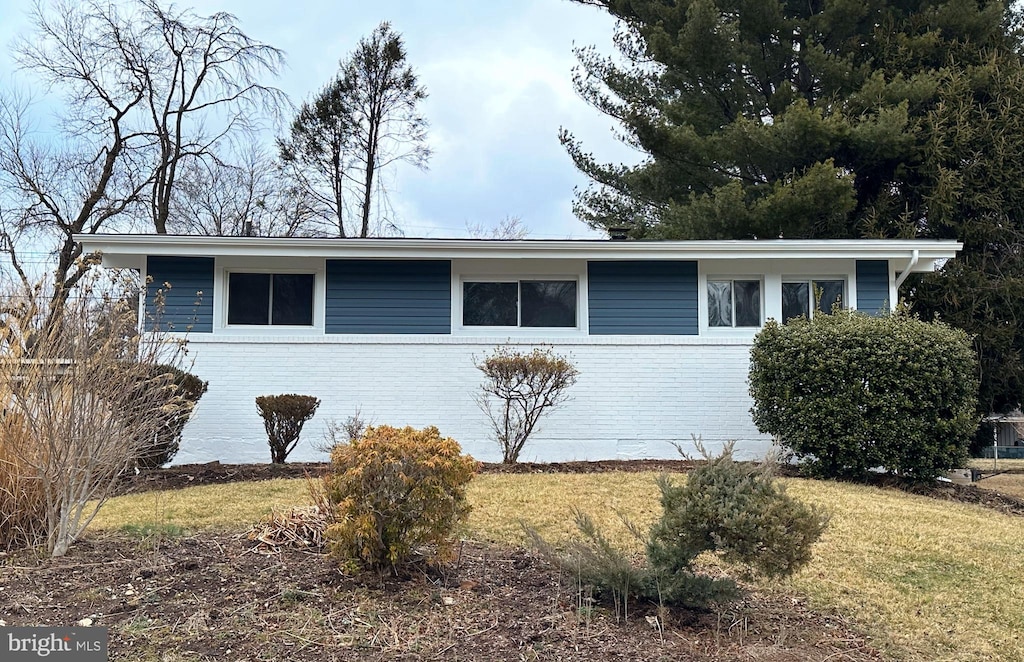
608,227,629,241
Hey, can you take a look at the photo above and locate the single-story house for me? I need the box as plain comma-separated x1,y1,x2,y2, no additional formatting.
77,234,962,464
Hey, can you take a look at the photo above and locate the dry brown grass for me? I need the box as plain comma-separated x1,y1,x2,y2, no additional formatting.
975,473,1024,499
968,457,1024,471
91,472,1024,661
0,415,47,550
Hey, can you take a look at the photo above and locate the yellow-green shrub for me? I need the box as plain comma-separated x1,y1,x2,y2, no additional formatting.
321,425,477,572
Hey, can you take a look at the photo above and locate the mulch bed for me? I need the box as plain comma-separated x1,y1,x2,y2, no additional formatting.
0,532,883,661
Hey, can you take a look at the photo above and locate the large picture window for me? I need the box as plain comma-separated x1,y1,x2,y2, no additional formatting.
782,279,844,322
707,279,761,328
228,272,314,326
463,280,577,328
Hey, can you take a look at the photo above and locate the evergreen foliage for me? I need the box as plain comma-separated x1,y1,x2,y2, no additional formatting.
278,22,430,238
749,311,978,480
255,394,321,464
565,0,1017,240
320,425,477,572
569,0,1024,416
133,364,208,469
530,442,826,613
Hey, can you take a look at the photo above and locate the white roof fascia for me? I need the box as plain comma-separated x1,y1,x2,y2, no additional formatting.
74,235,962,273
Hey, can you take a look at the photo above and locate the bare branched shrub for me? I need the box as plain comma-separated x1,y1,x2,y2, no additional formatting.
0,271,192,556
255,394,321,463
316,407,371,454
475,346,579,464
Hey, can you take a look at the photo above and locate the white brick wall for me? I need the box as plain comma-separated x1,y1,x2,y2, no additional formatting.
174,335,774,465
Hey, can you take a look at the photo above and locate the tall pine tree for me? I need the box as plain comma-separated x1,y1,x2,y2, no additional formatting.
568,0,1024,417
566,0,1017,240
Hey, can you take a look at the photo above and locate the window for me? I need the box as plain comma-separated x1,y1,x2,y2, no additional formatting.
708,280,761,327
463,280,577,327
227,272,314,326
782,279,844,322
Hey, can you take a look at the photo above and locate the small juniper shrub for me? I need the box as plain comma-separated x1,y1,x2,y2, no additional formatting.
319,425,478,573
256,394,320,464
133,364,208,469
647,440,828,588
529,439,827,615
475,346,579,463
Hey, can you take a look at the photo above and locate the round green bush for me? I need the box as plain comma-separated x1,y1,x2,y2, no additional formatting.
749,310,978,480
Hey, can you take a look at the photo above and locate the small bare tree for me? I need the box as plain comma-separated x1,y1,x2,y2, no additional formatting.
466,215,530,239
0,269,193,557
475,347,580,464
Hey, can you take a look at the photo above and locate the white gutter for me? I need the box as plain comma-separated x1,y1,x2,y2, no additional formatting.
893,249,920,290
74,234,963,264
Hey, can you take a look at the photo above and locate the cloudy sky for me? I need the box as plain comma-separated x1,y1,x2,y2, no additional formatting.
0,0,642,239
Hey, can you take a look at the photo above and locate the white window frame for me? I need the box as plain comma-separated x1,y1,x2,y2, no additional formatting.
781,277,847,322
451,259,588,337
215,258,325,333
706,278,763,329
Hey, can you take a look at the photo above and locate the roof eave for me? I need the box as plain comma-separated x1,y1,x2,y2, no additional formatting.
74,234,963,271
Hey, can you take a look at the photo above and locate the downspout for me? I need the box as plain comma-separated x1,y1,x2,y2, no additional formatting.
893,249,920,305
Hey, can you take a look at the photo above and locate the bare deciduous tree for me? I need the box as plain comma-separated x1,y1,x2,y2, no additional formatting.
0,0,286,327
170,143,317,237
466,216,530,240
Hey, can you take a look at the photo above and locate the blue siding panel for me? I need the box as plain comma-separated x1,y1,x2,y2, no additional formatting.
326,260,451,334
856,260,890,316
145,256,214,332
588,261,698,335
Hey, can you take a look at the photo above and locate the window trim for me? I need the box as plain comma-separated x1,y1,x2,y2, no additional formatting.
781,277,847,322
454,272,586,335
707,278,763,329
222,267,321,330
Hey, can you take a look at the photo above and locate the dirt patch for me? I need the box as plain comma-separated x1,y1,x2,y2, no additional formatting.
0,532,882,661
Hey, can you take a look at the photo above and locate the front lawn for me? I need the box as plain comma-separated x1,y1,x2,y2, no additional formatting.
39,473,1024,660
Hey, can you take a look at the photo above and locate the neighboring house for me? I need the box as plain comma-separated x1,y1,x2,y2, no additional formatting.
78,235,961,464
981,411,1024,459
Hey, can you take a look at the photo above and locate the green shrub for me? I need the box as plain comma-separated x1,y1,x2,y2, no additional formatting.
647,442,828,582
256,394,320,464
134,364,208,469
530,441,827,613
749,310,979,480
320,425,477,572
